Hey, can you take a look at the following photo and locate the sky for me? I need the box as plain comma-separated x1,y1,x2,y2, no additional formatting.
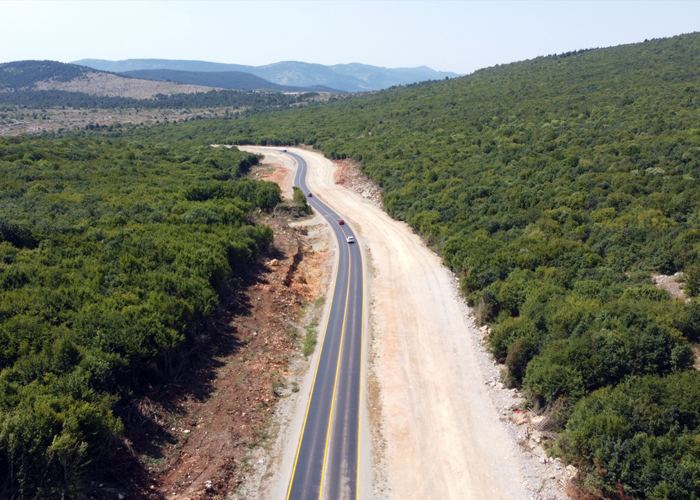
2,1,700,75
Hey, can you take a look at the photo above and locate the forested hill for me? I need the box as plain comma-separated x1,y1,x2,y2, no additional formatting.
120,68,341,93
0,130,282,497
170,32,700,498
0,60,93,89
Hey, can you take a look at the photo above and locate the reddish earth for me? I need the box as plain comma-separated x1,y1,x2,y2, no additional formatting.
125,215,326,499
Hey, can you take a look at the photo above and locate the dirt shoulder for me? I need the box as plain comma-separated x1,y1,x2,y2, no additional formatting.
125,166,334,498
246,146,569,500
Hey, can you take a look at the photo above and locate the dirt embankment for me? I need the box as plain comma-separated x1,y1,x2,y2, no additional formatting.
125,162,331,498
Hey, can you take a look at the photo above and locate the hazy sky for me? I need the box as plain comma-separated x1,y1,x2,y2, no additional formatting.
2,1,700,74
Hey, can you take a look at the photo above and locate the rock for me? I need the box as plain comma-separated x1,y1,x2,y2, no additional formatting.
513,415,528,426
205,480,213,492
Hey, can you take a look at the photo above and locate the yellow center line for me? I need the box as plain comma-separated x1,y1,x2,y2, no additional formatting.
318,247,352,499
285,243,340,500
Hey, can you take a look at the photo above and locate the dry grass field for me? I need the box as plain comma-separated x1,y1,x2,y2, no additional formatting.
0,106,237,136
32,71,220,99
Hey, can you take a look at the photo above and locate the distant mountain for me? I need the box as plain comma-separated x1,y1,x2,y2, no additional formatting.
330,63,458,90
0,60,220,98
74,58,249,73
120,69,341,93
0,60,92,90
0,60,323,110
73,59,462,92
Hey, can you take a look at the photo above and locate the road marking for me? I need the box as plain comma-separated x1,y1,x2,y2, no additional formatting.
356,240,366,500
318,249,352,499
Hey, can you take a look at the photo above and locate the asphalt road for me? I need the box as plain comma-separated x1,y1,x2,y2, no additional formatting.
285,151,364,500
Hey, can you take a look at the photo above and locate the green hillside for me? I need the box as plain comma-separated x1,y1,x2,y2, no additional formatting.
161,33,700,498
0,131,281,496
0,60,92,89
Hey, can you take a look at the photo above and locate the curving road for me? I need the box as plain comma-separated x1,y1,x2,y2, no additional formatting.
285,151,364,500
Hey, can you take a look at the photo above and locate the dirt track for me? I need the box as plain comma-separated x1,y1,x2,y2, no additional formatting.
241,147,569,500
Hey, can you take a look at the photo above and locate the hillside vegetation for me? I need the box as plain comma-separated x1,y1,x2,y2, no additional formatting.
120,69,339,93
156,33,700,498
0,130,282,497
0,60,93,89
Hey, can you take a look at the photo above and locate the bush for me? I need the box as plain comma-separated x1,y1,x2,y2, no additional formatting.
556,371,700,499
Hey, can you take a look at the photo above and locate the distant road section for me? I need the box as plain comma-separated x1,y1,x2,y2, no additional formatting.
285,152,364,500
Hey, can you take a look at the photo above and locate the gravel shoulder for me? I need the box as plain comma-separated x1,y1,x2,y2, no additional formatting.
241,146,569,500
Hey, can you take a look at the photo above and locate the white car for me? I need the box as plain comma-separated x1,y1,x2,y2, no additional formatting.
346,236,355,244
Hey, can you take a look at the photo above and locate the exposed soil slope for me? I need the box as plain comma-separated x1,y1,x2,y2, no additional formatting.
126,212,330,499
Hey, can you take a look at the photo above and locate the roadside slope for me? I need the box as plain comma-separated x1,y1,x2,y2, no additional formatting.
245,146,549,499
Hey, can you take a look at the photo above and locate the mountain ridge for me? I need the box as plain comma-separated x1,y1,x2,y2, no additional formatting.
72,58,462,92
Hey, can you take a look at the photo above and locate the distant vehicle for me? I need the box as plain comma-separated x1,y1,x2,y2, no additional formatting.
338,219,345,225
282,149,287,152
307,192,313,197
346,236,355,243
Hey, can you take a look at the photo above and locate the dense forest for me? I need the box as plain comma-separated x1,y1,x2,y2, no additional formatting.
0,61,95,89
0,88,320,112
0,131,282,497
136,33,700,498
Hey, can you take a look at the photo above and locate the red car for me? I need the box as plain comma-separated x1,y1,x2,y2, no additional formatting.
338,219,344,225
